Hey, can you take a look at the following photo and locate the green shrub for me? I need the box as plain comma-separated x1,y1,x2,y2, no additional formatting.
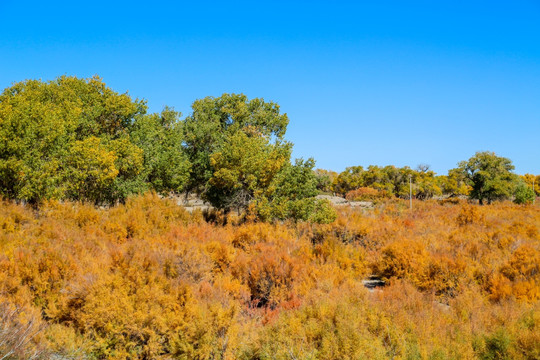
514,183,535,205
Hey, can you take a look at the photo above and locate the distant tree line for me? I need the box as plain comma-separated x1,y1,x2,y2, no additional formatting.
0,76,336,222
316,153,538,205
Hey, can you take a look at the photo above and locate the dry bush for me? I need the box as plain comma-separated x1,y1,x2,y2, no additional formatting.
375,239,428,283
0,301,48,359
496,245,540,301
233,243,298,308
456,203,485,226
310,214,369,245
345,187,392,202
438,197,462,206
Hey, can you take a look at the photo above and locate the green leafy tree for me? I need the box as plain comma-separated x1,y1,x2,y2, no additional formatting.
358,165,411,198
439,168,470,197
64,136,119,202
360,166,384,191
269,158,319,201
380,165,410,197
257,158,336,223
313,169,337,194
206,130,291,212
514,181,535,205
105,136,145,202
183,93,289,195
184,93,334,223
521,174,539,197
334,165,425,199
0,76,146,204
414,165,442,200
332,166,365,195
129,107,191,195
457,151,517,205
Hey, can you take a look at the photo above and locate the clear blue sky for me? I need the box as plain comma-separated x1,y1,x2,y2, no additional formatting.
1,1,539,175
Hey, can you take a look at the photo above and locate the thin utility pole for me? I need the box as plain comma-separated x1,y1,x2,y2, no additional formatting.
534,177,536,205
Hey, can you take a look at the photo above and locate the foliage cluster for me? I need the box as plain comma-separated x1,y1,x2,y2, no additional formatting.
514,181,536,205
332,164,463,199
0,77,331,222
521,174,540,197
458,151,517,205
0,195,538,359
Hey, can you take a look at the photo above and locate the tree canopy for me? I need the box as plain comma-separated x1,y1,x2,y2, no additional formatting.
183,93,289,195
206,130,291,212
0,76,147,204
182,92,334,222
0,76,193,205
129,107,191,195
457,151,517,205
256,158,336,223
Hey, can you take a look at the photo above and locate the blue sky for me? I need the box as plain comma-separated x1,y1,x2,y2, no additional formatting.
1,1,539,174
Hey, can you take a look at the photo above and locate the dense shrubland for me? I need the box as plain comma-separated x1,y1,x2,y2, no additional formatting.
0,195,538,359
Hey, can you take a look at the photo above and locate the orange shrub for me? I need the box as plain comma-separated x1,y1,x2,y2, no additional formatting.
456,204,485,226
346,187,392,202
375,239,429,284
233,243,299,308
497,245,540,301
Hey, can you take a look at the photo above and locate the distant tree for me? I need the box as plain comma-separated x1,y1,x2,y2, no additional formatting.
521,174,539,197
313,169,337,193
414,169,442,200
457,151,517,205
409,164,442,200
332,166,365,195
514,181,535,205
381,165,410,197
334,164,446,199
362,165,386,191
439,168,470,197
416,163,430,173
